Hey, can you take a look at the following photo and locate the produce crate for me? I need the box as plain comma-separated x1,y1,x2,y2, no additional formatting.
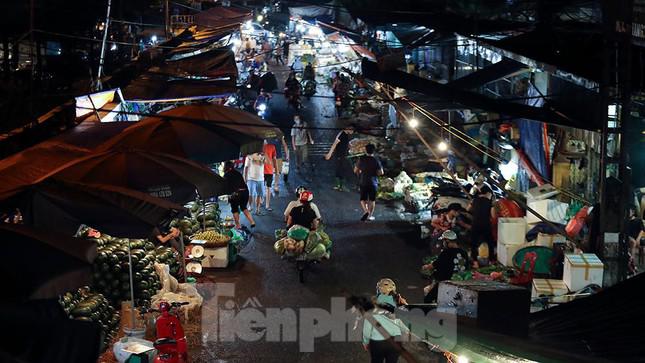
563,253,604,291
202,245,229,268
526,184,559,201
536,233,566,248
531,279,569,299
497,241,525,266
437,280,530,337
497,217,526,245
526,199,569,224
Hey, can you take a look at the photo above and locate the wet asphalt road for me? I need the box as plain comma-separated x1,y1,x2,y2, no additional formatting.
188,64,437,363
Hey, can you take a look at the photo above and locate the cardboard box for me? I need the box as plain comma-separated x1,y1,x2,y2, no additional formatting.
531,279,569,299
526,199,569,224
563,253,604,291
535,233,566,248
497,218,527,245
497,242,525,266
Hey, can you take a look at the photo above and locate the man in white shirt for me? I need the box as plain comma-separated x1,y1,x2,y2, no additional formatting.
244,152,265,215
290,115,314,176
362,294,409,363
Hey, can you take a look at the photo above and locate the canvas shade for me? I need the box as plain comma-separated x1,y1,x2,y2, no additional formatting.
0,223,96,301
50,149,226,203
0,140,90,201
8,179,185,238
98,104,283,163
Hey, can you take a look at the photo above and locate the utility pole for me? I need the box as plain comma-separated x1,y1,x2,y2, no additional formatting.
96,0,113,91
598,0,633,285
165,0,170,39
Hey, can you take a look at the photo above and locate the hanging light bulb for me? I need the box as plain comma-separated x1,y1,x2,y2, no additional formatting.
257,14,264,22
409,118,419,128
437,141,448,151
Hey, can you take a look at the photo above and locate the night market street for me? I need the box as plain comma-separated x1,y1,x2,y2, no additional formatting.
2,2,645,363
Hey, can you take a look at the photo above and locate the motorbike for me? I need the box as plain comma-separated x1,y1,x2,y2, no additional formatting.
143,301,190,363
302,79,317,100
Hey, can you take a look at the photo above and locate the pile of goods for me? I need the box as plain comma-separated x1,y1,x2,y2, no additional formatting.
59,286,120,350
171,199,222,238
348,137,387,157
78,227,181,307
377,176,403,201
420,255,508,282
191,229,230,248
274,225,332,261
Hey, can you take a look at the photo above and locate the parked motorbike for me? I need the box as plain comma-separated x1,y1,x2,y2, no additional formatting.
143,301,190,363
303,79,317,100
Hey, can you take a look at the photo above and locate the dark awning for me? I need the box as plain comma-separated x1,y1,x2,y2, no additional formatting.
449,57,528,90
194,6,252,29
158,48,238,79
361,59,596,130
122,72,236,101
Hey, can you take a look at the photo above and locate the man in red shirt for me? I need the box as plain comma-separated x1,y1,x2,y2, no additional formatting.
263,139,278,212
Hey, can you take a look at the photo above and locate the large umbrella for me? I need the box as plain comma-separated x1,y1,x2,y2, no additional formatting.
0,223,97,301
97,104,283,163
49,149,226,204
7,179,185,238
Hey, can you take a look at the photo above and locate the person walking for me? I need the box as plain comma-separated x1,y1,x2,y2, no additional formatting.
244,152,266,215
468,185,495,264
324,125,354,191
263,140,278,212
291,115,314,177
223,161,255,229
362,294,410,363
274,42,285,65
354,144,383,221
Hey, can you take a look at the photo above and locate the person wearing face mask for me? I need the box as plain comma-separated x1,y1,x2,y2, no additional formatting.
290,115,314,177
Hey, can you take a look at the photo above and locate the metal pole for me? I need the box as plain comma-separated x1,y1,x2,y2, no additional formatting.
165,0,170,38
96,0,112,90
127,238,136,329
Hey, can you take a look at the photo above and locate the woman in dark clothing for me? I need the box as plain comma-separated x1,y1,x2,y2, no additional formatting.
325,126,355,191
468,185,494,262
287,191,319,230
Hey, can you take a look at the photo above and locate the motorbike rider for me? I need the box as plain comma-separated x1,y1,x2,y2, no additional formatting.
303,63,315,82
254,88,272,113
284,71,302,107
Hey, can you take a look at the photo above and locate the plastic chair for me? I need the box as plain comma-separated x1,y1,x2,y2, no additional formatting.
510,252,537,286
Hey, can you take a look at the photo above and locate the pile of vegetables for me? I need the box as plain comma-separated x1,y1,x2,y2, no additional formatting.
171,199,222,238
420,255,509,281
274,225,332,261
191,229,230,248
59,286,120,351
78,227,181,307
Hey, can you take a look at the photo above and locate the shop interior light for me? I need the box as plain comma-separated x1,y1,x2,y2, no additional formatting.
244,20,253,30
499,161,518,181
437,141,448,151
409,118,419,128
256,15,264,22
457,356,469,363
110,43,117,51
151,35,158,43
279,32,286,38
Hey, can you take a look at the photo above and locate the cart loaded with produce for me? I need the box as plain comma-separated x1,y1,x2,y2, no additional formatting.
274,225,333,283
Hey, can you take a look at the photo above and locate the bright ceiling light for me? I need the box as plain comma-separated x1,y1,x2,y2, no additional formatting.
151,35,158,43
437,141,448,151
409,118,419,128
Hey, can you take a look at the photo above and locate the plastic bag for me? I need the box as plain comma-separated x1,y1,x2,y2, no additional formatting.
274,239,286,255
306,243,326,260
287,224,310,241
319,231,332,249
282,161,290,175
305,231,322,253
274,228,287,240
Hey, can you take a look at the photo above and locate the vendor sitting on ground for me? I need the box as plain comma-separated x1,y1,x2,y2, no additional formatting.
151,226,182,252
284,185,321,223
430,203,469,239
287,190,319,230
422,230,469,303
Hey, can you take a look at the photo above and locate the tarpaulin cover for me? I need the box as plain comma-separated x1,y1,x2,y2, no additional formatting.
0,299,102,363
289,4,334,19
194,6,252,29
50,149,226,203
0,141,90,201
530,272,645,361
158,48,237,79
166,28,234,58
122,72,236,100
98,104,283,163
8,179,184,238
0,223,96,301
53,120,132,149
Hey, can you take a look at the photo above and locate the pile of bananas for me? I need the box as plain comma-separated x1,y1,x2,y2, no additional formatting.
192,229,230,247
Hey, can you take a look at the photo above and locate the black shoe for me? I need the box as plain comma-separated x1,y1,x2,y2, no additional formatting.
360,213,369,222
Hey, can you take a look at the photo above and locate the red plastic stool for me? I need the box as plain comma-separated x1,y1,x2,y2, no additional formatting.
510,252,537,286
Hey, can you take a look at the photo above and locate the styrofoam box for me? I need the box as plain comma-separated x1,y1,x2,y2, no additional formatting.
526,184,559,201
202,246,228,268
497,242,525,266
497,217,526,245
531,279,569,299
526,199,569,224
536,233,566,248
563,253,604,291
